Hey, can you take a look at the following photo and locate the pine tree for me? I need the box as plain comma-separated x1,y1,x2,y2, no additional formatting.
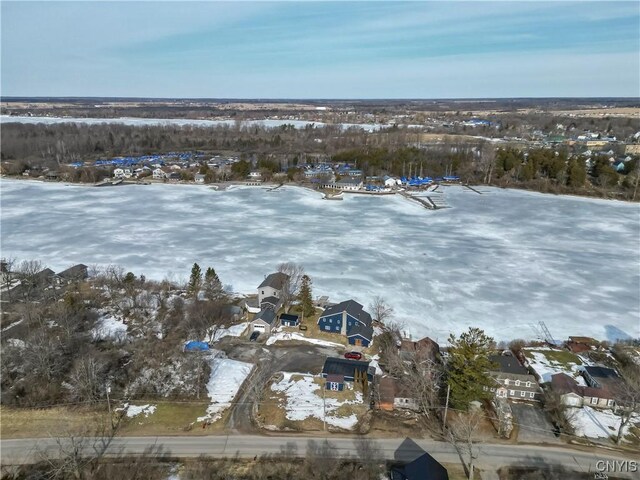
447,327,497,410
298,274,314,318
204,266,223,301
188,263,202,299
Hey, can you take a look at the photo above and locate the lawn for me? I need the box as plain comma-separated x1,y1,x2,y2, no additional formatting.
526,349,583,366
1,401,214,439
522,347,588,384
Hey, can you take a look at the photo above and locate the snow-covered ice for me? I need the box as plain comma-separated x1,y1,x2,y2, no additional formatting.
266,330,344,347
270,372,363,429
1,179,638,342
198,356,253,422
568,406,639,440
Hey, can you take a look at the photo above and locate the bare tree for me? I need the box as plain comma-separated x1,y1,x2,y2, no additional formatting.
16,259,43,300
277,262,305,310
446,409,483,480
66,356,106,404
369,296,394,324
1,256,16,301
615,364,640,445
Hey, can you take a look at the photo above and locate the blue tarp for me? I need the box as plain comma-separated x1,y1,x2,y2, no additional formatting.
184,341,209,351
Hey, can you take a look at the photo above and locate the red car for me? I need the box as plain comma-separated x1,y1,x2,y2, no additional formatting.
344,351,362,360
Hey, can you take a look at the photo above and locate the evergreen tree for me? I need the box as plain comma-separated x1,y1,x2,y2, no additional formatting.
298,274,314,318
446,327,497,410
567,158,587,188
204,266,223,301
188,263,203,299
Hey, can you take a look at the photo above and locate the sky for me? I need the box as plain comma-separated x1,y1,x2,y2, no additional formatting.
1,1,639,99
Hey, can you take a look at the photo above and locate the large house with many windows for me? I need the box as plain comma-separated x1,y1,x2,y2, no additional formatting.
486,354,542,402
317,300,373,347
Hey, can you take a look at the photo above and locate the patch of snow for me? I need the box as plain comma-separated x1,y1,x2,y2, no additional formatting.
1,319,23,332
211,322,248,342
523,349,590,385
91,314,127,342
6,338,26,348
117,403,157,418
368,354,383,375
197,356,253,422
266,331,343,347
270,372,363,430
568,406,639,440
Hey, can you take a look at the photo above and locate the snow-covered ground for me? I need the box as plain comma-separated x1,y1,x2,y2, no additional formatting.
198,356,253,423
270,372,363,429
91,313,128,342
117,403,157,418
265,330,344,347
568,406,639,440
2,179,639,342
211,322,248,342
523,347,591,385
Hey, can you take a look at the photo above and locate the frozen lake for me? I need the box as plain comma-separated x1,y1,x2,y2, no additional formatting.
0,115,390,132
1,178,638,343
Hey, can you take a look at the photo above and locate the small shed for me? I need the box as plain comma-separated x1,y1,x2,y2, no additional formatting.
280,313,300,327
184,341,210,352
325,374,345,391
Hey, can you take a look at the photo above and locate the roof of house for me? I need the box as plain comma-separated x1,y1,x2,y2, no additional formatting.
57,264,88,280
322,357,372,378
568,336,599,344
400,337,440,354
260,296,280,306
337,177,362,184
258,272,289,290
391,451,449,480
253,309,277,325
320,300,372,326
489,354,530,376
280,313,299,322
584,366,619,379
347,323,374,341
551,373,582,396
326,374,345,383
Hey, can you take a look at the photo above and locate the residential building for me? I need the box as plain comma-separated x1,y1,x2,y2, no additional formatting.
399,336,440,362
550,373,616,409
379,376,419,412
57,264,88,283
279,313,299,327
317,299,373,347
257,272,289,304
335,177,363,191
194,173,205,184
250,309,278,336
487,354,542,402
321,357,374,390
152,168,167,179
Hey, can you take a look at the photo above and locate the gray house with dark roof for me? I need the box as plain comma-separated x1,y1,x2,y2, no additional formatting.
317,299,373,347
57,264,88,283
321,357,374,389
487,354,542,402
257,272,289,304
250,308,278,336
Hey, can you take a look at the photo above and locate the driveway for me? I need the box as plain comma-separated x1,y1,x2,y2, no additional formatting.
510,402,559,444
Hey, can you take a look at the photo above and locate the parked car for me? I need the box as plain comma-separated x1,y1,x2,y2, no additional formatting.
344,351,362,360
249,331,261,342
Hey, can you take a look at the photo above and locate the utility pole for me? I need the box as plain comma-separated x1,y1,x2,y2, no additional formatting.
322,378,327,431
442,383,450,433
105,384,113,429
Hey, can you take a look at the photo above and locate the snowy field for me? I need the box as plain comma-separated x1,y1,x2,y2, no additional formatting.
568,406,639,440
1,178,639,342
523,348,591,385
266,329,344,347
270,372,363,430
198,356,253,423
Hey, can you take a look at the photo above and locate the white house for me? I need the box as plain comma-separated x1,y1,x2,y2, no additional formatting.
152,168,167,179
194,173,205,184
248,171,262,179
384,177,399,188
123,168,133,178
113,168,125,178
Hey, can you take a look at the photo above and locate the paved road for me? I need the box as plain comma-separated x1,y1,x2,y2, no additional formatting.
2,435,638,478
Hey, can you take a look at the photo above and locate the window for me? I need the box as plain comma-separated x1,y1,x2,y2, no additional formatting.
526,382,531,388
490,388,495,392
529,392,535,399
590,397,598,405
504,379,509,386
515,380,520,387
607,400,614,407
509,390,515,396
328,318,332,324
335,326,339,331
483,386,488,391
520,391,525,397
